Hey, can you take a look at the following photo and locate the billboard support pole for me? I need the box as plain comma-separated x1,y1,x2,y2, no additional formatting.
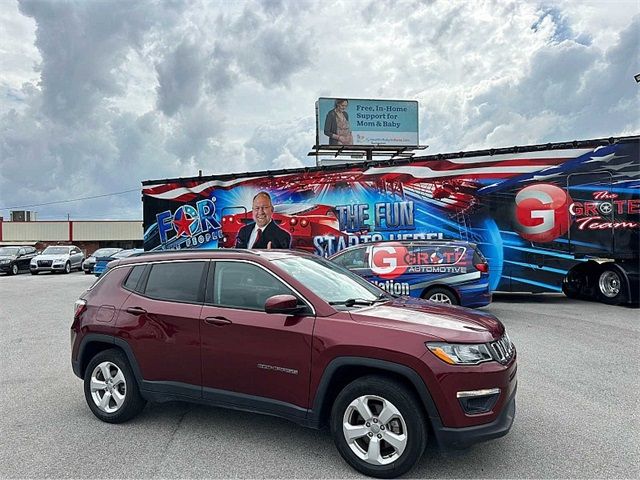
308,145,427,166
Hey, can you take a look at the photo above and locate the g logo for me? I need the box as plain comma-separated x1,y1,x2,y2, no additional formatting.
515,184,572,243
370,243,408,279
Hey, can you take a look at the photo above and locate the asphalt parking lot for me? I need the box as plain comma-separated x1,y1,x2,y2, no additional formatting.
0,271,638,479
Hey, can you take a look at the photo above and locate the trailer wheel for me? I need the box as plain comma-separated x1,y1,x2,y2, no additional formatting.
562,270,584,299
597,267,626,305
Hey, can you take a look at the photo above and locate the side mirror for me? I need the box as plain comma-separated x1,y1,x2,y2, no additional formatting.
264,295,307,315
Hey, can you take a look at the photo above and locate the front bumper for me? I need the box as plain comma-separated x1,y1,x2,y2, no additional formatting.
31,263,68,272
431,386,516,450
0,262,15,272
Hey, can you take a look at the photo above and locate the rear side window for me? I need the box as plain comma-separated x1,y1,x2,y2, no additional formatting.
123,265,145,292
144,261,206,303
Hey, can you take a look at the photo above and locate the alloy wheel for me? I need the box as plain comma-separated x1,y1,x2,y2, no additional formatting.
342,395,408,466
90,361,127,414
429,292,452,304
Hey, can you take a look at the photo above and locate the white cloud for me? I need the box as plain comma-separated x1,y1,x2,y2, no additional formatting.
0,0,638,220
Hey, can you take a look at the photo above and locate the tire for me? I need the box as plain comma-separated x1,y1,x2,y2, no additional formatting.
84,269,91,275
64,262,71,274
10,264,18,275
597,267,626,305
423,287,458,305
83,348,146,423
30,271,38,275
330,375,427,478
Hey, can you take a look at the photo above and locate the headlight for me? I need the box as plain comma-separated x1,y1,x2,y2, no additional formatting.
55,257,66,262
426,342,493,365
0,259,10,264
31,259,37,264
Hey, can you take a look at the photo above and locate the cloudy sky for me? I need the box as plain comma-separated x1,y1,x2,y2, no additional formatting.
0,0,638,220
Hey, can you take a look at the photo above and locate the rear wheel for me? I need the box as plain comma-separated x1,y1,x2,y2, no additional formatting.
597,268,626,305
83,349,146,423
330,375,427,478
423,287,458,305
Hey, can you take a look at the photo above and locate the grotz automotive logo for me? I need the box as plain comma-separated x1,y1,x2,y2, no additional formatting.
156,199,223,247
515,184,572,243
370,243,409,279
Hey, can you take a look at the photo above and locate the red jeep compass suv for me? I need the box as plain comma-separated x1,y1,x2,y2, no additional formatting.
71,249,516,478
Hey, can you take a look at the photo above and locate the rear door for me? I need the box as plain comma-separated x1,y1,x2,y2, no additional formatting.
116,261,207,395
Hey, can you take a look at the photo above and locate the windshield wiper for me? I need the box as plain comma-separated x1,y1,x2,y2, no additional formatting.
330,297,388,307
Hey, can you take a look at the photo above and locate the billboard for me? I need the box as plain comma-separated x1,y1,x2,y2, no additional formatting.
316,98,419,147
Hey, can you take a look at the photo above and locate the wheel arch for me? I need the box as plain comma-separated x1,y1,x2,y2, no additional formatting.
75,334,143,383
596,261,632,303
309,357,443,433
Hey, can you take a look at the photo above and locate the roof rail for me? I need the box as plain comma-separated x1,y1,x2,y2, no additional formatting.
137,248,260,256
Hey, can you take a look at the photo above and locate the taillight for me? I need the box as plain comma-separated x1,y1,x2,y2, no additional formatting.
290,218,298,226
74,299,87,318
475,263,489,273
300,218,309,227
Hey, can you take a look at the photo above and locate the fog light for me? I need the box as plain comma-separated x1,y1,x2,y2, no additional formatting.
457,388,500,415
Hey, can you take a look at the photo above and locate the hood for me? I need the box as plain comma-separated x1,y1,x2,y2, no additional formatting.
34,253,71,261
349,296,503,343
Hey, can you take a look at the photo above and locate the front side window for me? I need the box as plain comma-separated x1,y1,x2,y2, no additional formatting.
211,261,295,310
144,261,206,303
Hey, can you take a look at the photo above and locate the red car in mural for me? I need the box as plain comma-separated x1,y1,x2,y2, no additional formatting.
220,203,344,251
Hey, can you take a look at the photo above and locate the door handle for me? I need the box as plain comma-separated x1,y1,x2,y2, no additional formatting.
126,306,147,315
204,316,232,326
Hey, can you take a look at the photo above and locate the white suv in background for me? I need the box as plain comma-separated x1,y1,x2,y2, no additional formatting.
30,245,84,274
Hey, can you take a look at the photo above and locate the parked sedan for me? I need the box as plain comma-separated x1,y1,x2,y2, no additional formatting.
0,246,38,275
93,248,144,277
30,245,84,274
82,248,123,274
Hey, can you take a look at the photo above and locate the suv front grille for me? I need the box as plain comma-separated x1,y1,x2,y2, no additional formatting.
490,334,514,364
38,260,52,267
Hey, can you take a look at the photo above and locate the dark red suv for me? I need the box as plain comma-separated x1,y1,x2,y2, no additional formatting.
71,249,517,478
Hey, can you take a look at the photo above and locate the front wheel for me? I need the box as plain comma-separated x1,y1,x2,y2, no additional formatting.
83,349,146,423
64,262,71,274
597,268,626,305
10,264,18,275
330,375,427,478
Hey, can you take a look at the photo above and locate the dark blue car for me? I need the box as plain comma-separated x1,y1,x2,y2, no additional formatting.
94,248,144,277
329,240,491,307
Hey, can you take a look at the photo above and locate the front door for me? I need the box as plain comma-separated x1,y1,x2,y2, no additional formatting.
200,260,315,411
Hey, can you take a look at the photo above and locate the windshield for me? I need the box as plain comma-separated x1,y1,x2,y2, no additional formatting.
114,249,143,258
274,255,384,306
0,247,20,255
43,247,70,255
93,248,121,257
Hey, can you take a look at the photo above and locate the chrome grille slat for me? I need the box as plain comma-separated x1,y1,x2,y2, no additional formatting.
490,334,514,364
